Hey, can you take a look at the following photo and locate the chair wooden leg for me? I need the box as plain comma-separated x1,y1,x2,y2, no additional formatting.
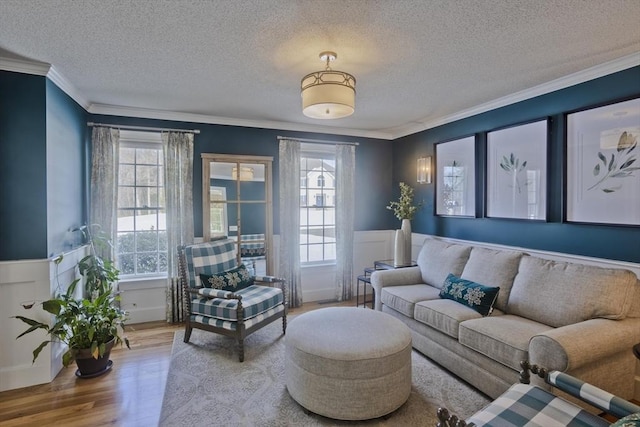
238,339,245,362
184,326,192,343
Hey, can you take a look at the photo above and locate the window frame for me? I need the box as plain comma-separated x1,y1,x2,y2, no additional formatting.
299,145,336,266
116,131,168,279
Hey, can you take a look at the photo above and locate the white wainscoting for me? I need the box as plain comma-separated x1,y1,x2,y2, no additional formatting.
118,278,167,324
0,246,86,392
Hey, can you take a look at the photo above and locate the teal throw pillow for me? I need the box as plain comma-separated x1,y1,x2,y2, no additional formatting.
611,412,640,427
439,273,500,316
199,264,254,292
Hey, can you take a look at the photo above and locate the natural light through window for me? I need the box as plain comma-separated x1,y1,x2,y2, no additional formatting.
300,151,336,264
116,131,167,276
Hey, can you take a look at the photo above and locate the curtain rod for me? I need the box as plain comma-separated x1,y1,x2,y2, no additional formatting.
87,122,200,134
277,136,359,146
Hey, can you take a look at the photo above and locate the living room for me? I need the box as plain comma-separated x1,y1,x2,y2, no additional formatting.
1,1,639,426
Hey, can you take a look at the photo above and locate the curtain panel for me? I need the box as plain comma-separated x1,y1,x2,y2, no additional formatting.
89,127,120,261
335,144,355,301
163,131,195,322
278,139,302,308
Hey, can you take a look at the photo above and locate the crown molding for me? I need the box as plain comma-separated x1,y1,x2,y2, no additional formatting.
47,65,90,109
3,53,638,141
0,56,50,76
88,103,394,140
389,52,640,139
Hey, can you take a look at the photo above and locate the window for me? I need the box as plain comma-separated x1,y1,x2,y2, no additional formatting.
209,186,228,238
116,131,167,277
300,148,335,264
442,161,466,215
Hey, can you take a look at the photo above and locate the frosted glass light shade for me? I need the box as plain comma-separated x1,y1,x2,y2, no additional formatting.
417,156,432,184
301,70,356,119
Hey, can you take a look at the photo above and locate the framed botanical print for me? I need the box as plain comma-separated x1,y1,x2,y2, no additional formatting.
486,119,548,220
435,135,476,217
566,97,640,225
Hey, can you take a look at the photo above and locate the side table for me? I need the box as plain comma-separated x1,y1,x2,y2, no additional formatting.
356,267,376,308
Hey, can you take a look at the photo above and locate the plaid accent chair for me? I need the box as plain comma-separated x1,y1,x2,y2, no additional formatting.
437,361,640,427
178,239,287,362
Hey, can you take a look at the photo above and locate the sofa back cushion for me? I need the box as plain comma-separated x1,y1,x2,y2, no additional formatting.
508,255,637,327
461,247,523,312
417,238,471,289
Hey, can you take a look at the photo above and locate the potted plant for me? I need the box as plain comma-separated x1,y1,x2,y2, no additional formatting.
14,226,129,378
386,182,423,266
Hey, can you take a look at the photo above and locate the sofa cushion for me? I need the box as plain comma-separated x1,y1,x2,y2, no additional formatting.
508,256,637,327
414,299,502,339
439,273,500,316
461,246,523,312
381,284,441,318
417,239,472,289
459,315,553,371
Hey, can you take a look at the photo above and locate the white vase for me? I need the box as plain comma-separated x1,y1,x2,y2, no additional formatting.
401,219,411,265
394,230,405,267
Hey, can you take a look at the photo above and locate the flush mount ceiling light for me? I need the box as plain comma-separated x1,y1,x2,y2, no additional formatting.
301,51,356,119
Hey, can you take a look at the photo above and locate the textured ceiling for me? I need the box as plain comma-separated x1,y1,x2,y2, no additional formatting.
1,0,639,139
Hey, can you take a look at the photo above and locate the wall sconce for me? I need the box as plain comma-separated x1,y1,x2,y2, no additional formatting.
417,156,432,184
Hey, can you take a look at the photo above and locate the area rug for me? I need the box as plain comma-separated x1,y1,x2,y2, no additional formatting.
159,320,490,426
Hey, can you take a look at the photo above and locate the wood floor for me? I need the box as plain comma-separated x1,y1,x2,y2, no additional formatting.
0,300,355,427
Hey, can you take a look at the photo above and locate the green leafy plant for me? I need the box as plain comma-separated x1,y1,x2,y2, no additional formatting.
500,153,528,193
14,277,129,367
77,224,120,298
386,182,423,220
589,131,638,193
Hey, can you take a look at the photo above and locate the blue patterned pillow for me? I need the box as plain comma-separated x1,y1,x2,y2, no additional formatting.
611,412,640,427
439,273,500,316
199,264,254,292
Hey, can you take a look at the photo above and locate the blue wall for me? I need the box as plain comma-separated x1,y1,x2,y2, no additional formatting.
45,79,88,257
89,115,394,237
392,66,640,263
0,71,48,260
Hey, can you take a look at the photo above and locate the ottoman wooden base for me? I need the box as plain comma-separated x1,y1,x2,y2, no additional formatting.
285,307,412,420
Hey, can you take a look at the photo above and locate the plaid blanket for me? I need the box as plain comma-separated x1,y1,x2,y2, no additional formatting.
466,383,609,427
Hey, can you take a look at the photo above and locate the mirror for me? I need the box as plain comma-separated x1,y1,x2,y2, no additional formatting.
202,154,273,276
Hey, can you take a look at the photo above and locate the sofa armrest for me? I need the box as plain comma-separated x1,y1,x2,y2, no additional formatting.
529,318,640,371
370,266,423,311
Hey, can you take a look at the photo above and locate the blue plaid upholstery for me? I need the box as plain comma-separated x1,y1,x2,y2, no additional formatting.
240,234,266,254
547,371,640,420
184,239,238,289
192,304,285,331
179,239,286,361
192,285,283,322
466,384,609,427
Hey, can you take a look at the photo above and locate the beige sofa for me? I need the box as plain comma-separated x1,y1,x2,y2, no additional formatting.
371,237,640,402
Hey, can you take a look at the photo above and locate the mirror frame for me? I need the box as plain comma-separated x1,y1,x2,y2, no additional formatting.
201,154,274,275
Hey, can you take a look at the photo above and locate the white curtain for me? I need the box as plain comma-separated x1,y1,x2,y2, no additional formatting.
279,139,302,308
89,127,120,260
335,144,355,301
163,131,195,322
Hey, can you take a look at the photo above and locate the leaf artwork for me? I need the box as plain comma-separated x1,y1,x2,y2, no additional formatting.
589,131,639,193
499,152,528,193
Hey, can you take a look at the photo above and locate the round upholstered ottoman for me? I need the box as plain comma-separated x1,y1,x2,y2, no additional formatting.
285,307,412,420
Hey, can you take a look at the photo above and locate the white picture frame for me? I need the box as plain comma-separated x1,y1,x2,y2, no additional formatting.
435,136,476,217
566,97,640,225
486,119,548,220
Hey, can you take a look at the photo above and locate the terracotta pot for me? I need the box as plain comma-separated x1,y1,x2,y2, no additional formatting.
73,337,115,378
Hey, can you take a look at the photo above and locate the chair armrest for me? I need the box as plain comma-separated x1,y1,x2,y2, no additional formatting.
529,318,640,371
521,361,640,419
370,267,423,310
253,275,285,284
195,288,240,300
